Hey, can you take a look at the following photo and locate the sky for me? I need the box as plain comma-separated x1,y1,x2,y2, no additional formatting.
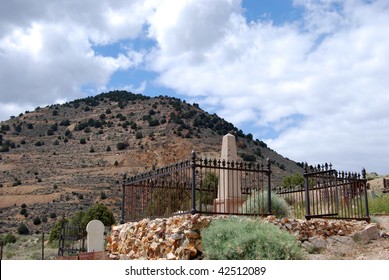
0,0,388,175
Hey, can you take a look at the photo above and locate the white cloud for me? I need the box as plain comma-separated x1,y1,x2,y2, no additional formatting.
0,0,151,121
144,0,389,173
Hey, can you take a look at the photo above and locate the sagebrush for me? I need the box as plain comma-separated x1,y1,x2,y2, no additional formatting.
201,217,304,260
240,190,290,218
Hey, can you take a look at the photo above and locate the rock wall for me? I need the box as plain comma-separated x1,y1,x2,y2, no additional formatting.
106,214,370,260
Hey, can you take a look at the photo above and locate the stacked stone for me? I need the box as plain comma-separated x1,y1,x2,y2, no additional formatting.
264,216,368,241
107,214,215,260
106,214,370,260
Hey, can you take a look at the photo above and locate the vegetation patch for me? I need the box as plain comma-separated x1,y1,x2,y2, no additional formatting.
241,190,289,218
368,194,389,214
201,217,304,260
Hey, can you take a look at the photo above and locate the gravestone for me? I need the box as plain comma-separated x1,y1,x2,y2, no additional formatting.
86,220,105,252
213,133,244,213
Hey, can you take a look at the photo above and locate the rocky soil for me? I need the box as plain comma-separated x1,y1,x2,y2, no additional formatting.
305,215,389,260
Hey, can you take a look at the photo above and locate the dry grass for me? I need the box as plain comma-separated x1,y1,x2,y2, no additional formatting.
1,234,58,260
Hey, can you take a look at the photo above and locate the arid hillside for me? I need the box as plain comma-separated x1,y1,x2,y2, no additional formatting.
0,91,304,234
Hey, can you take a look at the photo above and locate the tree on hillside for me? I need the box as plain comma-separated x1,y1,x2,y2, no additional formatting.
48,203,115,244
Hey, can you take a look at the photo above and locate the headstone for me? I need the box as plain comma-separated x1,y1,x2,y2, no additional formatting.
213,133,244,213
86,220,105,252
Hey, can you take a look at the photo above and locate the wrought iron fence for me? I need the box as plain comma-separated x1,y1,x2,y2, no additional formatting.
122,151,272,222
275,163,369,221
58,221,86,256
122,153,370,222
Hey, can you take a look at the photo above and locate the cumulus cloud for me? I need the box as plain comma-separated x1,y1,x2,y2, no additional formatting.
144,0,389,173
0,0,150,119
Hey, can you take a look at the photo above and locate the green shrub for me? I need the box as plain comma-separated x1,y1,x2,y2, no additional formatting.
281,173,304,188
3,233,17,245
82,203,116,227
116,142,129,150
201,217,303,260
17,223,29,235
241,190,289,218
368,194,389,214
33,217,42,225
48,218,67,244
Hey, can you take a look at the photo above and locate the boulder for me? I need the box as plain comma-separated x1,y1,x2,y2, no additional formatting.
353,224,380,244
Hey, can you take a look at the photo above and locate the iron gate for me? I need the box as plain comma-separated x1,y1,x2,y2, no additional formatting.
276,163,370,221
58,221,86,256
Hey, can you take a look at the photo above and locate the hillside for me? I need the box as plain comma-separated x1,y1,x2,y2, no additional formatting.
0,91,303,234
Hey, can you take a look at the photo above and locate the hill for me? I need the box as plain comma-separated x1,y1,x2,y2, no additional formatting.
0,91,303,234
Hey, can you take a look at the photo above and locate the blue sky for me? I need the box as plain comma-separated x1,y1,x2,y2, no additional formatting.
0,0,388,174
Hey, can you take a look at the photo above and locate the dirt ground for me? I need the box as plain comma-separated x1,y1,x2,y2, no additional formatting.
306,215,389,260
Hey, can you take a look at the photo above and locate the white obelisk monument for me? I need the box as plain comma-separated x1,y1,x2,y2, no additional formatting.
213,133,244,213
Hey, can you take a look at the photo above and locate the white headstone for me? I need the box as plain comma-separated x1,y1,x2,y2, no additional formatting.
214,133,244,213
86,220,105,252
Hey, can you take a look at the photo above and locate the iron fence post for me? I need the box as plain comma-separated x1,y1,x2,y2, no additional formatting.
362,168,370,221
191,151,197,214
266,158,272,215
304,163,311,219
120,174,126,224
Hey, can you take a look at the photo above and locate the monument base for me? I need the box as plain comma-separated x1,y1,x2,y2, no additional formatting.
213,197,245,214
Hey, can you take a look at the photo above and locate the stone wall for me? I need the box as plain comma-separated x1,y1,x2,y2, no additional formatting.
106,214,369,260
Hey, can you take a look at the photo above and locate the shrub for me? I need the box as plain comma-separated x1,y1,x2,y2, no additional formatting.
240,153,256,162
48,218,67,244
21,203,27,208
148,119,160,127
241,190,289,218
80,138,87,144
17,223,30,235
33,217,42,225
368,194,389,214
82,203,115,227
35,141,44,146
201,217,303,260
3,233,17,245
20,208,27,215
281,173,304,188
116,142,129,150
50,213,57,219
135,132,143,139
100,192,107,200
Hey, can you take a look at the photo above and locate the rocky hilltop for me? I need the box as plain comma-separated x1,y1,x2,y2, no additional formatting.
0,91,303,234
